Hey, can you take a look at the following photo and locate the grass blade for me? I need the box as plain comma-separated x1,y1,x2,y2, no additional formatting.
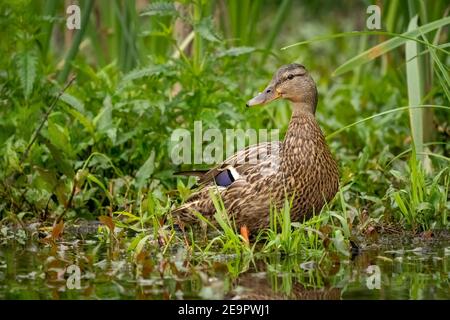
326,105,450,140
405,15,426,164
332,16,450,76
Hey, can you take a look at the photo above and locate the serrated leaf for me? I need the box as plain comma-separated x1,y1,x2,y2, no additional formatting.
16,50,37,99
140,2,178,17
134,150,155,189
195,18,221,43
217,46,255,57
119,65,168,88
5,141,21,172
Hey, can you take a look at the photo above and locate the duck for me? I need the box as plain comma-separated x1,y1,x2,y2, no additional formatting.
172,63,339,232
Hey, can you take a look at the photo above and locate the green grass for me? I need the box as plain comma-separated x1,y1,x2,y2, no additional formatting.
389,150,449,231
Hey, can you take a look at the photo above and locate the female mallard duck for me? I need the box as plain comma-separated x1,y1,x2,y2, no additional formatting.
172,63,339,232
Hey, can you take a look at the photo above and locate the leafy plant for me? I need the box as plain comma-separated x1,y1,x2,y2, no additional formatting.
389,151,449,231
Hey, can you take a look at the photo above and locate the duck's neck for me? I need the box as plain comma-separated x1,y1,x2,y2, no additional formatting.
282,102,323,149
292,102,315,116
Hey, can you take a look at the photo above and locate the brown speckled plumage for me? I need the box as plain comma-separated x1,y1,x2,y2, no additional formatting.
172,64,339,231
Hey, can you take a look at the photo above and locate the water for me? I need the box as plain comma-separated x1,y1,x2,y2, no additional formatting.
0,233,449,300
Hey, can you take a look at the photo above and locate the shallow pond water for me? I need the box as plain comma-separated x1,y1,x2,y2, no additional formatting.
0,233,449,300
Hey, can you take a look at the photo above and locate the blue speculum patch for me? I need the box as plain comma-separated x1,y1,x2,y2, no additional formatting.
214,169,235,187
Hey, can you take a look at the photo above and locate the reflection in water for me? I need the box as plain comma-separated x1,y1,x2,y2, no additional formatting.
343,243,450,299
205,253,344,300
0,235,449,299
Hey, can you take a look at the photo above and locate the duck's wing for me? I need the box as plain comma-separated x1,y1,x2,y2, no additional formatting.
172,141,282,223
176,141,281,187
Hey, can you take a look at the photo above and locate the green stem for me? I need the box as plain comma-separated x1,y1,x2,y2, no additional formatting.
261,0,292,64
193,1,203,72
42,0,58,59
57,0,94,83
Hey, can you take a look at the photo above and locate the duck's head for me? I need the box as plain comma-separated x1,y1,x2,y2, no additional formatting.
246,63,318,114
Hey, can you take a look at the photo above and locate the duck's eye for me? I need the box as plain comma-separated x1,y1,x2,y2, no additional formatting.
266,89,271,93
287,74,294,80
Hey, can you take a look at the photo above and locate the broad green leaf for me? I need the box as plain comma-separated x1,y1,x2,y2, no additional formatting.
94,96,113,132
134,150,155,189
47,120,73,157
54,181,68,206
35,166,58,192
332,229,350,257
128,233,145,251
134,234,152,256
93,96,117,143
60,93,85,112
331,212,350,238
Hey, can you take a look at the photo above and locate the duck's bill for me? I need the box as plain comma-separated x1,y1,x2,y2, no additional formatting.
246,86,280,107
